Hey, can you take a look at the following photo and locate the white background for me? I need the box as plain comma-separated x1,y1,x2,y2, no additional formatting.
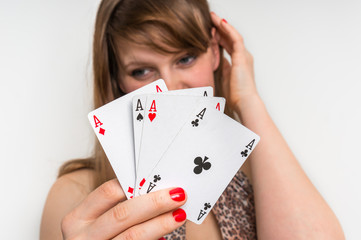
1,0,360,239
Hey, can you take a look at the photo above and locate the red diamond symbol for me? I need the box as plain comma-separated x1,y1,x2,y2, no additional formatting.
128,187,134,194
99,128,105,135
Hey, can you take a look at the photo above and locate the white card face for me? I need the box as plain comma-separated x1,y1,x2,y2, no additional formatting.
139,103,260,224
164,87,213,97
135,95,225,196
132,95,147,173
88,79,168,199
132,87,214,176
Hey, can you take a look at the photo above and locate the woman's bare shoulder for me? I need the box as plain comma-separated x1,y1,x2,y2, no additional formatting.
60,168,95,192
40,169,95,240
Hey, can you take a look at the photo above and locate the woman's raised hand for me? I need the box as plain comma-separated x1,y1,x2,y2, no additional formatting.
61,179,187,240
211,12,258,110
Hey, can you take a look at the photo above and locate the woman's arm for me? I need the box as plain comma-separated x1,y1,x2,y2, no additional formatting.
236,95,344,240
211,12,344,240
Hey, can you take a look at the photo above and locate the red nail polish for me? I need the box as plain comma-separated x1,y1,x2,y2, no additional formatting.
158,237,166,240
172,208,187,222
169,187,185,202
222,18,227,24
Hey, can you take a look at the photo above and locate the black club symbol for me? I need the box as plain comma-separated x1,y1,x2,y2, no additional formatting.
204,203,211,210
241,149,248,157
193,156,211,174
191,119,199,127
153,175,161,182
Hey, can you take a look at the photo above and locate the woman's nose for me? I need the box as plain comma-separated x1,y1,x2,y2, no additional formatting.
160,71,188,91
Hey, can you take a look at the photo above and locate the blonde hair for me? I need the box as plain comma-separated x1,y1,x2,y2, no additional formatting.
59,0,225,188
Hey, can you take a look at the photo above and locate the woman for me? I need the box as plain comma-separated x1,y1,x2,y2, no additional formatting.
40,0,345,239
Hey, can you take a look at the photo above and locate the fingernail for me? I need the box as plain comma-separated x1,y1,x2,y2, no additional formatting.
172,208,187,222
158,237,166,240
222,18,228,24
169,187,185,202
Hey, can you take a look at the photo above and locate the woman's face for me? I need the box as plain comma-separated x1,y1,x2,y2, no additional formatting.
117,35,220,93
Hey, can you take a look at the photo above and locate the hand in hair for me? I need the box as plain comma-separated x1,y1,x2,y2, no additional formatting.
61,179,187,240
211,12,257,110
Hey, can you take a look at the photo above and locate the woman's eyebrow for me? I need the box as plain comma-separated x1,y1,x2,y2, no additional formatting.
123,60,152,69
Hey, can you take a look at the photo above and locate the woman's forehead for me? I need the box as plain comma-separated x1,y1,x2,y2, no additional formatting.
118,40,184,60
118,41,183,67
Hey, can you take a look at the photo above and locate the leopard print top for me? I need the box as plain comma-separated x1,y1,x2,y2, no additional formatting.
164,169,257,240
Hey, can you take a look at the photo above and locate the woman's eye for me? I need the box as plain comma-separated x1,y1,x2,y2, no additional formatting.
131,68,151,78
178,55,197,65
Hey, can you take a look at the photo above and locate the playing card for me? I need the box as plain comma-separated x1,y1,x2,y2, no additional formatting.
139,102,260,224
88,79,168,199
135,95,225,196
132,87,213,174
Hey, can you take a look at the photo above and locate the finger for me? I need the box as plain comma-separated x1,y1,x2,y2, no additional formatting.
71,179,126,221
211,11,244,46
89,187,187,239
112,208,187,240
211,12,246,63
213,27,232,54
211,12,233,53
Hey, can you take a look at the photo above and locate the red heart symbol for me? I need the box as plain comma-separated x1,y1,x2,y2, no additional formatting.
148,113,156,122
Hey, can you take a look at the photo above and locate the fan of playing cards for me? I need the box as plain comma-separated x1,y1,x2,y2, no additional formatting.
88,79,260,224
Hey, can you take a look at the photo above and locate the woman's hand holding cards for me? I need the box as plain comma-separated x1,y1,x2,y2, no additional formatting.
61,179,187,240
211,12,258,111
